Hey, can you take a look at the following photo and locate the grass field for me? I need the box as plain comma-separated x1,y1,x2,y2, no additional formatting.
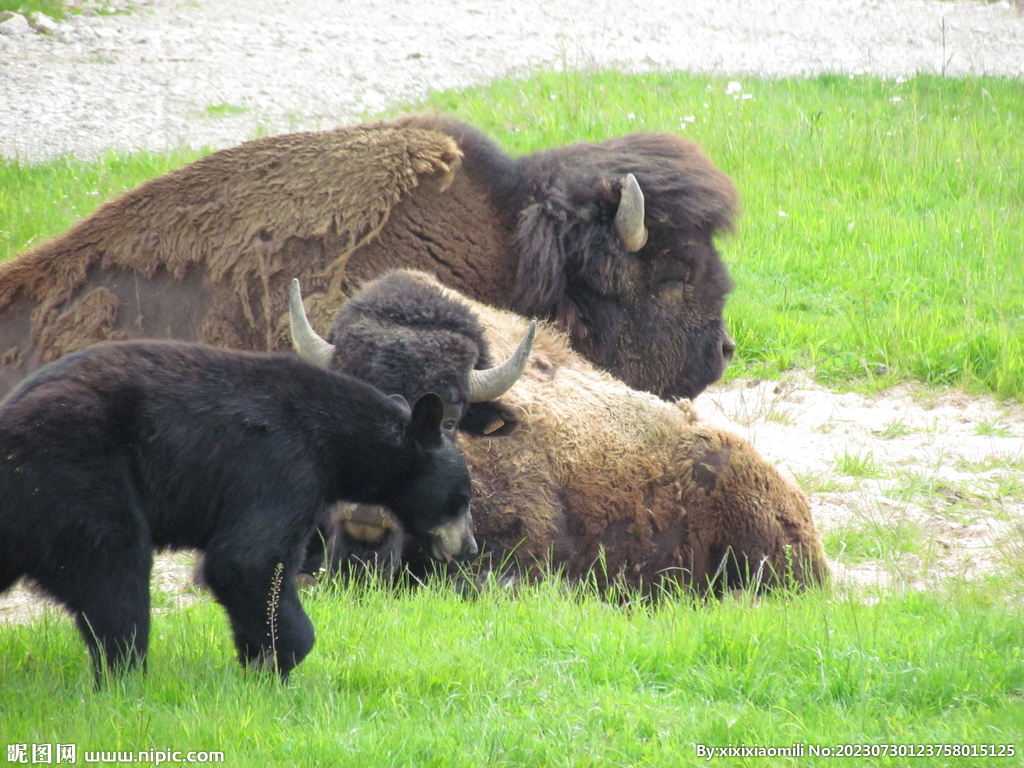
2,574,1022,767
415,71,1024,400
1,72,1023,765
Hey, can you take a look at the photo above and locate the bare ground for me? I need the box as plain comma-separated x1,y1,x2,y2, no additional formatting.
704,375,1024,594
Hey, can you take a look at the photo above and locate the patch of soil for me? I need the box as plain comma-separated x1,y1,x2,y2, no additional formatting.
702,375,1024,592
0,551,200,626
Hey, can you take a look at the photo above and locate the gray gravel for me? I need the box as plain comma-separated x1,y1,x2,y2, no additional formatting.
1,0,1022,161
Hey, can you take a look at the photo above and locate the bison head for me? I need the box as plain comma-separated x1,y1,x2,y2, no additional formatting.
288,271,535,438
505,131,738,401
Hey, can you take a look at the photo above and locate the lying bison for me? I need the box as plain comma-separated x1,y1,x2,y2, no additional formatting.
0,339,475,681
0,114,737,402
289,271,535,577
289,273,535,442
291,271,828,596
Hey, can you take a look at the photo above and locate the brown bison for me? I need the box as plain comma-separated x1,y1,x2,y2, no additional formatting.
0,114,738,401
292,271,828,596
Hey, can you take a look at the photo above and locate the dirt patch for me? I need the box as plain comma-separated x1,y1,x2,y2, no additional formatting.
0,551,200,626
1,0,1023,161
702,375,1024,592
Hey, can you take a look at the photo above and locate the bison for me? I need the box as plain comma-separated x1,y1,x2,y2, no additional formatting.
291,271,828,596
0,114,738,402
0,340,475,681
288,270,535,577
289,272,536,441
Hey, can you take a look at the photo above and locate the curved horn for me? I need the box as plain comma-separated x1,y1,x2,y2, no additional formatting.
288,278,335,368
614,173,649,253
468,319,536,403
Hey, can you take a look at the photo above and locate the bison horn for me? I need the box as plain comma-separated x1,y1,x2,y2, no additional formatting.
468,319,536,403
288,278,335,368
614,173,649,253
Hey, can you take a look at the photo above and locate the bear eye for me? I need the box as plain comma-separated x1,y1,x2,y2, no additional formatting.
442,419,459,435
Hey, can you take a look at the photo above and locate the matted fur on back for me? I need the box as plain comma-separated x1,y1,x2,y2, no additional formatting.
0,122,461,376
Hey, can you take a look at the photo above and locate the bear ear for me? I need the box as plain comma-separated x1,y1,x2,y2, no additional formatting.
389,394,411,414
407,392,445,449
459,401,519,437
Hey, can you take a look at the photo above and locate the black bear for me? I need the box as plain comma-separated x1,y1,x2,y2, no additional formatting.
0,340,476,681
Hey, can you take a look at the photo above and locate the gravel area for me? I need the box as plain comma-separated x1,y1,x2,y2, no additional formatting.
0,0,1022,161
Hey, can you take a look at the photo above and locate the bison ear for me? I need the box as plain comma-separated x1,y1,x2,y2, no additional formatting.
407,392,445,449
514,204,606,351
459,401,519,437
511,202,568,318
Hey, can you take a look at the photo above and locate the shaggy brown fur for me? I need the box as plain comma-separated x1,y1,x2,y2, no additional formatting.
330,273,829,595
0,122,461,396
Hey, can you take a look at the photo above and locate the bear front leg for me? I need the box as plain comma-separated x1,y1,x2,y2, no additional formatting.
203,556,315,680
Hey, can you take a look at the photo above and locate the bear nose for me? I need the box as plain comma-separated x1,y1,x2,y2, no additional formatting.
721,334,736,364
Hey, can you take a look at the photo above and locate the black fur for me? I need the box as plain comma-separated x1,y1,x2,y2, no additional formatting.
326,270,518,437
0,341,471,681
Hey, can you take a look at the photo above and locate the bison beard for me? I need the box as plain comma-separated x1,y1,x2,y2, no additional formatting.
0,114,738,402
0,341,474,681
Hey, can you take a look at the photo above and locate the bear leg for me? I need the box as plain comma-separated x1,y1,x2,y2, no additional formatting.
203,556,315,680
71,562,152,682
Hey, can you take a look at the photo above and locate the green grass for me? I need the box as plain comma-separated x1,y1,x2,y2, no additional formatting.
975,418,1014,438
414,71,1024,400
0,0,66,18
834,449,885,479
2,71,1022,399
0,149,203,256
1,575,1022,767
201,102,249,119
873,418,920,440
793,469,844,494
823,512,928,564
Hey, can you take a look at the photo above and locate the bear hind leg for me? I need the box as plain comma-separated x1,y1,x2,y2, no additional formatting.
66,555,152,682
